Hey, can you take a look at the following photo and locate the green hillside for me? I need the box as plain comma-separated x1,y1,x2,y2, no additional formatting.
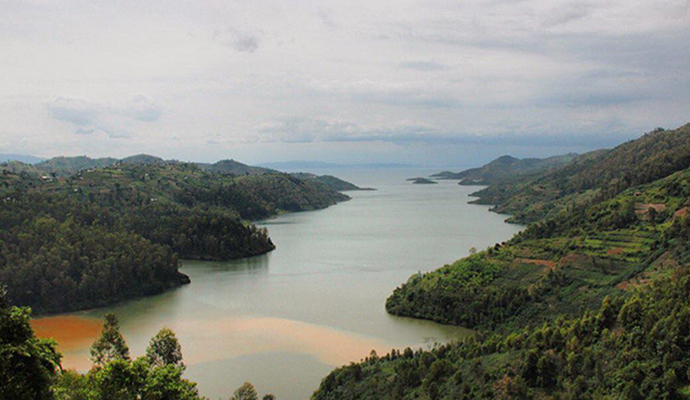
291,173,375,191
431,154,577,184
470,124,690,224
199,159,276,175
313,122,690,400
315,265,690,400
387,165,690,330
0,162,350,314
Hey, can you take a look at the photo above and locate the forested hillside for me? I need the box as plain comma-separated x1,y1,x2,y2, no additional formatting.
314,122,690,400
387,165,690,330
291,173,374,191
470,124,690,224
431,153,577,185
0,162,351,313
315,265,690,400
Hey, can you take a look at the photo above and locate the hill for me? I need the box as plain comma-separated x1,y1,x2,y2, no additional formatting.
470,124,690,224
386,164,690,330
314,122,690,400
315,264,690,400
431,153,577,184
291,173,375,191
36,156,119,175
0,162,350,314
200,159,275,175
0,153,43,164
120,154,165,165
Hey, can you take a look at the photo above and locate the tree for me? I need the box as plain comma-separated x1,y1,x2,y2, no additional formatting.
0,286,61,400
147,327,184,368
90,313,130,366
231,382,258,400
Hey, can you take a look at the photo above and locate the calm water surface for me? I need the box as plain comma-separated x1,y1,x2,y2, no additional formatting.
33,169,522,400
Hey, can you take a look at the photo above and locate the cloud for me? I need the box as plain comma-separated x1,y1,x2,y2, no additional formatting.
213,28,261,53
542,3,591,28
254,116,635,149
399,60,446,71
45,96,162,138
47,97,99,126
2,0,689,164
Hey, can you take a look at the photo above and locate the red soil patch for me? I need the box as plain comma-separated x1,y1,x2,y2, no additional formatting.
617,276,651,290
514,258,556,270
635,203,667,215
674,206,689,219
559,253,593,269
607,247,624,256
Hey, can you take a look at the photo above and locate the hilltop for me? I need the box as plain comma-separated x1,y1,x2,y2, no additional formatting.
470,124,690,224
291,172,375,191
431,153,578,185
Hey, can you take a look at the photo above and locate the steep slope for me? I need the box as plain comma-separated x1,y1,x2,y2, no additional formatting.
386,163,690,331
315,265,690,400
470,124,690,224
313,123,690,400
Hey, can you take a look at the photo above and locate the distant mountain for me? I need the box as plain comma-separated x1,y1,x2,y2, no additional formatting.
36,156,119,175
259,161,420,171
200,159,276,175
0,153,44,164
120,154,165,165
431,153,578,185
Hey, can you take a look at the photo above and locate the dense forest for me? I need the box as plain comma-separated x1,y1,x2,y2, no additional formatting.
316,266,690,400
313,123,690,399
0,161,352,314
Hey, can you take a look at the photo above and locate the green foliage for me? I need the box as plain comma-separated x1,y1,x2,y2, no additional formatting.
315,265,690,400
90,313,130,366
146,328,184,369
231,382,258,400
0,287,61,400
386,255,529,328
0,162,350,313
388,139,690,330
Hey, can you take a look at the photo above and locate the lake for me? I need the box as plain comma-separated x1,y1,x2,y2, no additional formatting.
32,169,522,400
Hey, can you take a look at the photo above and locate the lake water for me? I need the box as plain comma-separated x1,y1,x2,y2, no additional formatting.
32,169,522,400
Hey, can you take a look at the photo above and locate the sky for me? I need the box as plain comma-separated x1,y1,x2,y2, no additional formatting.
1,0,689,168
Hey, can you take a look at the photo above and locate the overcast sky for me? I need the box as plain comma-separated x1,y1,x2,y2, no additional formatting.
1,0,689,167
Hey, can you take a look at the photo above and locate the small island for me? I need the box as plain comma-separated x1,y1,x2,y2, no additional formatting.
407,177,438,184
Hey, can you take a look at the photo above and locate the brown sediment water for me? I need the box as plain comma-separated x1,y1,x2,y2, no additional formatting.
32,315,102,371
